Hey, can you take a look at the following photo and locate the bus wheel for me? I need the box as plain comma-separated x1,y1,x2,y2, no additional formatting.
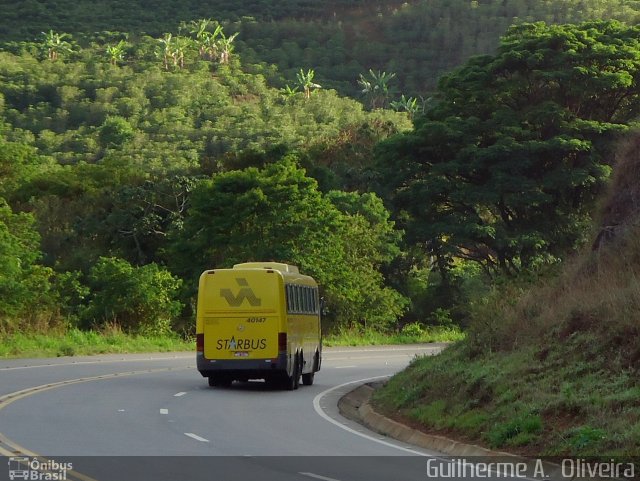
302,371,314,386
294,354,301,390
302,352,317,386
284,354,300,391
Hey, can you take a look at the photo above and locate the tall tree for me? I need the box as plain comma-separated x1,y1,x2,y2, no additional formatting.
376,20,640,275
167,158,406,328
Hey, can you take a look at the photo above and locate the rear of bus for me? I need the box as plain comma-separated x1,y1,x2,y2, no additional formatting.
196,266,286,385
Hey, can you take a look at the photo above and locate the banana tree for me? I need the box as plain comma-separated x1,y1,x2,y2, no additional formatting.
358,69,396,109
390,95,420,119
217,31,238,64
41,30,72,61
202,25,223,61
105,40,127,66
172,36,192,69
158,33,174,70
187,18,222,60
296,69,321,99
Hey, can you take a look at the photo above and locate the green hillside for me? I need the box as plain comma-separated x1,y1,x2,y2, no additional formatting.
2,0,640,97
0,34,413,337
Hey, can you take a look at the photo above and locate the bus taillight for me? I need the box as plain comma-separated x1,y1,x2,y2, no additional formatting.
196,333,204,352
278,332,287,352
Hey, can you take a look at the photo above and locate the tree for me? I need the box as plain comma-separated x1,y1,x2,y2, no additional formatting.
83,257,183,334
376,20,640,276
202,25,223,61
390,95,420,119
186,18,223,61
167,158,406,328
0,198,54,331
171,36,192,69
280,84,300,100
41,30,72,61
101,176,195,265
158,33,174,70
296,68,321,99
217,31,238,64
98,116,134,147
105,40,127,66
358,69,396,109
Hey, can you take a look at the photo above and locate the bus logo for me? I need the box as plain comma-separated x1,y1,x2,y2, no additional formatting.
8,457,29,480
220,278,262,307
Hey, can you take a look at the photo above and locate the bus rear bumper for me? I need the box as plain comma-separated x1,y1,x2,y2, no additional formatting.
197,352,288,380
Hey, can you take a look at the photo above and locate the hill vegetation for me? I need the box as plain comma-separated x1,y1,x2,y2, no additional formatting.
0,31,414,337
1,5,639,340
2,0,640,98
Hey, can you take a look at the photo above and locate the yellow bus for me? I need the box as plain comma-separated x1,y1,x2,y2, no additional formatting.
196,262,322,390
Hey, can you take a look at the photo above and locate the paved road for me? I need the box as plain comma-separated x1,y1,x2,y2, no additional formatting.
0,345,465,481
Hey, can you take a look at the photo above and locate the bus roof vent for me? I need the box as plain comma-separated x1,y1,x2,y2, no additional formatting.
233,262,299,274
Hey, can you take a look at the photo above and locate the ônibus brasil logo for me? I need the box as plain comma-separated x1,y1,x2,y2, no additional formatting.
220,278,261,307
8,457,72,480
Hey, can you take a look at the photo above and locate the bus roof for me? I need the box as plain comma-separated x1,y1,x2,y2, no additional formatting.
232,262,299,274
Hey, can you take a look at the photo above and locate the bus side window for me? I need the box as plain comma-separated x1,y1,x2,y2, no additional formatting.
286,285,292,313
303,287,309,314
294,285,300,313
298,286,304,313
312,288,317,313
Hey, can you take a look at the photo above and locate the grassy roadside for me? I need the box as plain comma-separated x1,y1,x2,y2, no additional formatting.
0,329,195,358
323,326,465,346
372,338,639,457
372,235,640,457
0,326,464,358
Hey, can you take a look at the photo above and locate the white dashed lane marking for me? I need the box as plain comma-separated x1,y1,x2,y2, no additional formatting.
299,472,342,481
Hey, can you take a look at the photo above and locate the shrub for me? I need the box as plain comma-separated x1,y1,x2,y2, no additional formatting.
83,257,183,335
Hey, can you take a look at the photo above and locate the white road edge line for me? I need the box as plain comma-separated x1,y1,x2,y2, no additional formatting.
174,392,187,397
313,377,542,481
333,366,357,369
184,432,209,442
312,376,430,456
299,472,343,481
160,408,168,414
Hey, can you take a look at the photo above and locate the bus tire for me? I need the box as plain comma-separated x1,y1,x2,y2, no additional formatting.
302,371,314,386
284,354,300,391
302,352,318,385
294,354,301,390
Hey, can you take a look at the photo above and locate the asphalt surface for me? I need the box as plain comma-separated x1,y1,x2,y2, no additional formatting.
0,345,461,481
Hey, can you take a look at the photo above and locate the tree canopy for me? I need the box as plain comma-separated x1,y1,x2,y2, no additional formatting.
376,20,640,277
168,158,407,329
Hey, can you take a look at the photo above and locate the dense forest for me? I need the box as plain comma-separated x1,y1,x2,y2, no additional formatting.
1,1,640,341
2,0,640,97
